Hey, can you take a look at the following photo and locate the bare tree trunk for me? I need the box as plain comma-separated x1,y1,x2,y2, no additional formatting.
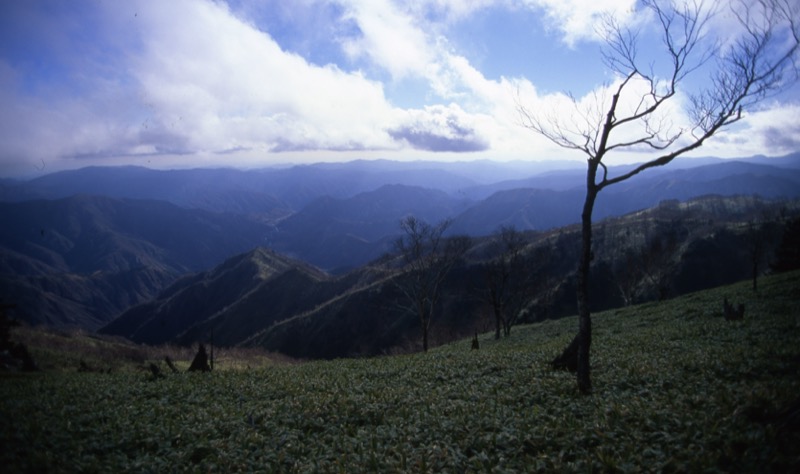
521,0,799,393
493,302,502,340
210,331,214,371
576,170,600,394
418,299,429,352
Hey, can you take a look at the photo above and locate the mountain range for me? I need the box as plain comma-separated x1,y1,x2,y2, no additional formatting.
2,153,799,341
100,195,800,358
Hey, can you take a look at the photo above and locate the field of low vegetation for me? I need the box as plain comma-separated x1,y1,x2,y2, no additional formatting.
2,271,799,472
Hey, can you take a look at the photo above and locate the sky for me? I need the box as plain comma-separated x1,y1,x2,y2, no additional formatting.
1,0,799,177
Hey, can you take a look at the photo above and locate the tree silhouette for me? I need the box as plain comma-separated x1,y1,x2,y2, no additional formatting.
393,217,470,352
519,0,799,393
481,226,536,339
0,300,37,372
771,217,800,273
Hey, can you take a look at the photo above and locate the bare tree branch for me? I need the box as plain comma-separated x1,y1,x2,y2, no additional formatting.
393,216,469,352
518,0,800,393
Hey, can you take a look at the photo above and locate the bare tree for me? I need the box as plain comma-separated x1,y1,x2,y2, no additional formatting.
770,216,800,273
519,0,799,393
393,216,471,352
745,209,783,292
481,226,535,339
640,224,686,301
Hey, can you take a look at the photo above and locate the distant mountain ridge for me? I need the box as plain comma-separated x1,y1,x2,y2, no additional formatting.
271,184,472,271
452,159,800,235
5,153,797,213
2,153,800,331
1,160,528,213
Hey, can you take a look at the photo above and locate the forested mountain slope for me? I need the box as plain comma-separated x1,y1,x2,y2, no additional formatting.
102,195,800,358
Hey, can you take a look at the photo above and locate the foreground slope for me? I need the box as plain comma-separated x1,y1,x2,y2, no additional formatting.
2,271,798,471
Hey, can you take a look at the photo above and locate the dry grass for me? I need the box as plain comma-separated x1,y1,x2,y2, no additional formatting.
8,325,299,374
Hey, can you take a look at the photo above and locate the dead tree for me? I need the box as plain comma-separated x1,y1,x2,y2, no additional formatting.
164,356,180,373
551,336,579,373
188,344,211,372
521,0,799,393
393,217,471,352
481,226,536,339
0,300,37,372
148,363,164,379
723,297,745,321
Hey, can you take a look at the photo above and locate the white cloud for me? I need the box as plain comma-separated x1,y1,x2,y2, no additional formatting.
112,0,408,155
0,0,548,173
696,103,800,158
515,71,800,164
0,57,148,174
523,0,638,46
339,0,435,80
0,0,405,174
0,0,796,176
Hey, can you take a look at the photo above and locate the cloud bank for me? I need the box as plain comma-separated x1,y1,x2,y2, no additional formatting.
0,0,797,175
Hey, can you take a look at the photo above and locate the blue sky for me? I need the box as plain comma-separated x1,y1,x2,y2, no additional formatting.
1,0,798,176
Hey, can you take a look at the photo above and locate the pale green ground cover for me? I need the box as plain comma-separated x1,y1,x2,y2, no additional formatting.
2,271,798,472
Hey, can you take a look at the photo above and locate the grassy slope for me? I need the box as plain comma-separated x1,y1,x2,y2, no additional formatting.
1,271,798,472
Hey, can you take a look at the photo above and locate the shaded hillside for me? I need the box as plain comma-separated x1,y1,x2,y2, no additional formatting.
4,156,800,275
0,195,274,328
271,184,472,271
451,188,582,235
102,195,800,359
100,248,333,345
0,195,272,274
607,161,800,203
240,268,417,358
4,157,800,332
0,267,175,330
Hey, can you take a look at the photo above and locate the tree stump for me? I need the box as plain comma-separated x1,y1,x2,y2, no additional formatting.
10,343,37,372
0,302,37,372
471,331,480,350
188,344,211,372
551,334,579,372
148,363,164,379
723,297,745,321
164,356,179,373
